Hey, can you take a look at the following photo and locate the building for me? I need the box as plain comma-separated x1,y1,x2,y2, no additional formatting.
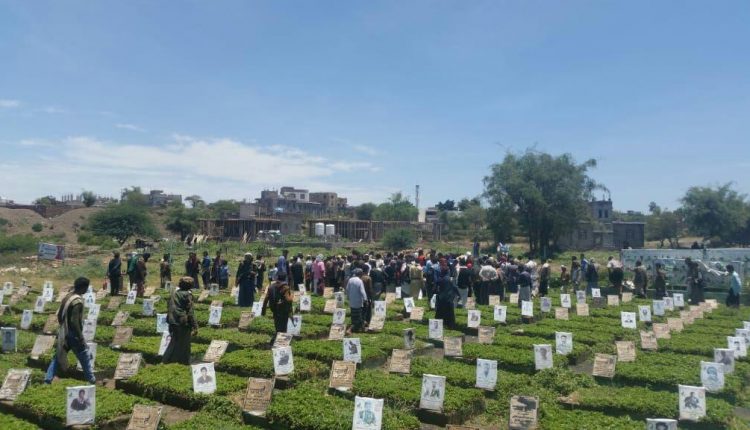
148,190,182,207
309,192,349,215
254,188,323,217
558,199,646,250
307,219,445,242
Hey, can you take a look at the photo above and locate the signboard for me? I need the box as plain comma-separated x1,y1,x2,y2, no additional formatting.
329,360,356,391
114,353,142,380
373,301,386,317
521,300,533,318
641,331,658,351
509,395,538,430
126,404,162,430
615,341,636,362
700,361,725,392
592,353,617,378
203,340,229,363
409,307,424,321
494,305,507,323
352,396,383,430
368,315,384,331
467,310,481,328
389,349,412,374
191,363,217,394
0,368,31,401
419,374,445,411
343,338,362,363
607,295,619,307
560,294,571,309
621,312,636,329
678,385,706,421
66,385,95,426
534,344,553,370
208,305,222,326
403,328,416,350
714,348,735,374
38,242,65,261
540,297,551,313
478,326,495,345
652,300,665,317
638,305,652,323
428,319,443,340
554,307,569,321
273,333,293,348
576,303,589,317
272,346,294,376
243,377,274,416
20,309,33,330
238,311,254,329
646,419,677,430
329,324,346,341
30,335,55,359
653,323,671,339
111,326,133,348
332,308,346,325
475,358,497,390
555,332,572,355
444,337,463,357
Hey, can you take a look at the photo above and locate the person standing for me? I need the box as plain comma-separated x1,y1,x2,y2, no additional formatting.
539,259,551,297
369,260,385,300
313,256,325,295
276,249,289,281
201,251,212,289
256,257,266,290
571,256,581,289
686,258,705,305
163,277,198,365
456,258,472,308
134,255,148,297
291,253,305,291
361,266,374,325
45,277,96,384
559,265,570,292
211,251,224,286
219,260,230,290
160,254,172,289
345,269,368,333
262,272,293,344
727,264,742,308
127,252,138,290
435,260,458,328
633,261,648,298
106,251,123,296
653,262,667,299
185,252,200,289
235,253,257,307
585,258,598,296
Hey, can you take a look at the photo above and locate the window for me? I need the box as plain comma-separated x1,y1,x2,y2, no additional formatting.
598,209,603,218
300,194,305,199
604,210,609,218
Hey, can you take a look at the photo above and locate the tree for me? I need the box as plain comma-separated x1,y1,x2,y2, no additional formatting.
381,228,415,251
373,193,418,222
165,202,203,240
355,203,377,220
87,203,158,245
185,195,205,209
457,197,481,211
33,196,58,205
484,150,605,255
121,186,149,207
435,200,456,211
81,191,97,207
680,183,748,245
647,208,683,248
207,200,240,218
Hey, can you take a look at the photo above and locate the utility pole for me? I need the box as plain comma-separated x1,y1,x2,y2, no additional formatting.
415,184,420,211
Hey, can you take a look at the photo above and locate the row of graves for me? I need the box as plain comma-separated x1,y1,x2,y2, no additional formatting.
0,276,749,429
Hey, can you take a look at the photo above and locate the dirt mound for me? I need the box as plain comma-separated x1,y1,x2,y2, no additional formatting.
0,206,102,241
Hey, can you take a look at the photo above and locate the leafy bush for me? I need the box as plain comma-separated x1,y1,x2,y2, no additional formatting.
381,228,415,251
267,380,421,430
31,223,43,232
217,348,327,383
120,363,246,410
0,233,38,253
0,412,37,430
14,377,153,429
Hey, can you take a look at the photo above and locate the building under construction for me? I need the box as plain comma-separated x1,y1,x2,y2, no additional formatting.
307,219,445,242
198,218,281,242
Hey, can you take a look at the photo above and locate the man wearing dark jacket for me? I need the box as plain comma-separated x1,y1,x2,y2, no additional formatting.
45,277,95,384
163,277,198,364
262,272,293,345
107,251,122,296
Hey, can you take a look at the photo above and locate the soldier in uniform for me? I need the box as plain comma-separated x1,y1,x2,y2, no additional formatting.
163,277,198,365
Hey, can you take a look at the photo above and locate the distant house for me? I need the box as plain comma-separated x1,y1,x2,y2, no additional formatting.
558,199,645,250
148,190,182,207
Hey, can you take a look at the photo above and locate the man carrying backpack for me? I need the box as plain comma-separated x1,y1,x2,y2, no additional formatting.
262,272,293,345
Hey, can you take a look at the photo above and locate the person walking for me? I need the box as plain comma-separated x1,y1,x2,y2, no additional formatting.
127,252,138,290
539,259,551,297
313,256,325,295
262,272,293,345
106,251,123,296
435,260,458,328
163,277,198,365
291,253,305,291
345,269,368,333
653,262,667,299
45,277,96,384
134,255,148,297
585,258,598,296
235,253,257,307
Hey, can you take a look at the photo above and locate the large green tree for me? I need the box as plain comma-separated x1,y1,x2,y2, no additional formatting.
165,202,205,240
87,203,158,245
81,190,97,207
680,183,748,245
373,193,418,222
207,199,240,218
355,203,377,220
121,186,149,207
484,150,604,255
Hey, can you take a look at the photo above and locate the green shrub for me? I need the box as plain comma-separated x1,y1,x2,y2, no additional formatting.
267,380,421,430
381,228,415,251
0,233,37,253
0,412,37,430
31,223,43,232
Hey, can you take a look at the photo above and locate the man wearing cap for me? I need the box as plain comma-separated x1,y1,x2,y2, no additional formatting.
45,277,96,384
346,268,368,333
236,253,257,307
163,277,198,364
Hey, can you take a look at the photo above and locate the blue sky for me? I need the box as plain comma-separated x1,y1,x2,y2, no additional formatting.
1,1,749,211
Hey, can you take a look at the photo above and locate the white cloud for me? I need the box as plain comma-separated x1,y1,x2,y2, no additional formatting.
0,99,20,108
115,123,146,132
38,106,67,114
352,144,378,156
2,135,385,205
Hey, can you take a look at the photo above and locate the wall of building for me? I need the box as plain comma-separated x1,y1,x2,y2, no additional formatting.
612,222,645,249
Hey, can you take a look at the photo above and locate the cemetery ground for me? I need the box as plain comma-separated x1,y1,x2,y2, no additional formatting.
1,247,750,429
